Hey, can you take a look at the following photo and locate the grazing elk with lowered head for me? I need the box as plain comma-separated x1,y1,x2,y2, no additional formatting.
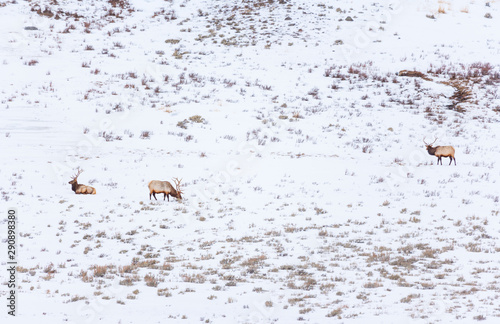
148,178,183,201
69,168,96,194
423,137,456,165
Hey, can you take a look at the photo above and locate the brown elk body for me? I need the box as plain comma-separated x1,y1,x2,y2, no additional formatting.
69,169,96,194
148,178,182,201
424,137,456,165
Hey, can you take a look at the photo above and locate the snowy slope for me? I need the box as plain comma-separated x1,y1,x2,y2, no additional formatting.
1,0,500,323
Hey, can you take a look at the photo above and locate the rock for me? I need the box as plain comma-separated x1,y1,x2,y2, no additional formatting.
24,26,38,31
485,13,492,19
345,16,353,21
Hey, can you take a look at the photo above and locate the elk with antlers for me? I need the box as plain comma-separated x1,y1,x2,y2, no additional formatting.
148,178,183,201
423,137,456,165
68,168,96,194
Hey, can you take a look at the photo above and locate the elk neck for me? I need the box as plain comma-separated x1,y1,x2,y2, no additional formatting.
71,181,79,192
426,145,438,156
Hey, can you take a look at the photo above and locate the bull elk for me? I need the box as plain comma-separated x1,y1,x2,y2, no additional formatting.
68,168,96,194
423,137,456,165
148,178,183,201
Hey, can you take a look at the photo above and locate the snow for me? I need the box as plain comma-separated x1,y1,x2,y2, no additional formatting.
1,0,500,323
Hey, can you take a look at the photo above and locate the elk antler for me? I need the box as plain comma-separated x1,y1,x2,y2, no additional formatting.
172,178,183,194
72,168,84,180
423,137,437,146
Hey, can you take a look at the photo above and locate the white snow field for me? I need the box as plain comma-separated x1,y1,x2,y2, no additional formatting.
1,0,500,323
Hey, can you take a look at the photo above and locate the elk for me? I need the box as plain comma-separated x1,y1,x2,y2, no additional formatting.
68,168,96,194
423,137,456,165
148,178,183,201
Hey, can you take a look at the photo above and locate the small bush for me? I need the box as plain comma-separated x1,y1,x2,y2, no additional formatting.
189,115,205,123
140,131,151,139
326,307,343,317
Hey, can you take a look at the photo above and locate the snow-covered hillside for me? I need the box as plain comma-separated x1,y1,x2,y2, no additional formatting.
1,0,500,323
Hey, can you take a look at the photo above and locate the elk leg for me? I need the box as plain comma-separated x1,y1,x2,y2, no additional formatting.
167,194,170,202
163,193,166,200
153,192,157,200
449,157,453,165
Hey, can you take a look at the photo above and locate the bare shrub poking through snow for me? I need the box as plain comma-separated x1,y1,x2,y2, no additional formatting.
189,115,205,123
140,131,151,139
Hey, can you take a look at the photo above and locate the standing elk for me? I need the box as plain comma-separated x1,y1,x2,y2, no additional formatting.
148,178,183,201
423,137,456,165
68,168,96,194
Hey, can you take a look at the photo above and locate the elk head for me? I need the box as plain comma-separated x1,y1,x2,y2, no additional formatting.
423,137,438,155
69,168,83,185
